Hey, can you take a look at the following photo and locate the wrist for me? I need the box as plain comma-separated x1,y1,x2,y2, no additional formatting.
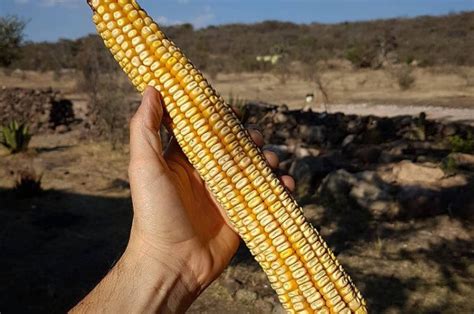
122,236,201,313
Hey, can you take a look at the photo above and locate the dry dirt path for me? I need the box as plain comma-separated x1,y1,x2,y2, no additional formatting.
325,103,474,125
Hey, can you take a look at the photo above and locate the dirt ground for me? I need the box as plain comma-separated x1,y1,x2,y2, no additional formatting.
1,67,474,313
1,65,474,124
0,133,473,313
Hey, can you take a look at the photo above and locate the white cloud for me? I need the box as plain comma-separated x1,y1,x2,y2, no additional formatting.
156,15,184,26
191,6,215,28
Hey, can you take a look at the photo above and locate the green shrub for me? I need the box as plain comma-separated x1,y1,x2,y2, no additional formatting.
441,155,459,175
344,45,374,68
449,133,474,153
0,121,32,154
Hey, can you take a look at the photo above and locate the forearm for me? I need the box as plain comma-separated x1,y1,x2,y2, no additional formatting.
71,243,200,314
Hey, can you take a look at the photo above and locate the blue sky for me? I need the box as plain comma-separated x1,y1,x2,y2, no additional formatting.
1,0,473,42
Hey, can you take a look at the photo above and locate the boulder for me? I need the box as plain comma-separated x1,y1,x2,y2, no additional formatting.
351,146,382,164
289,156,336,184
263,144,292,162
317,169,399,219
294,146,320,158
299,125,327,145
272,112,288,124
448,153,474,171
397,186,444,219
235,289,258,303
392,161,444,184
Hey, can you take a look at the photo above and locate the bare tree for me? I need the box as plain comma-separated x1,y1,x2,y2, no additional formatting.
304,63,330,112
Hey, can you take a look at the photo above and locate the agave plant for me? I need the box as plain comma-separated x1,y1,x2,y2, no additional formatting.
0,120,32,154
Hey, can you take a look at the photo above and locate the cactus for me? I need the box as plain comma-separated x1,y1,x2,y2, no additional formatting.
0,120,32,154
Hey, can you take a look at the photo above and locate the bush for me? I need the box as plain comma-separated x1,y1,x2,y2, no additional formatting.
441,155,459,175
449,133,474,153
0,120,32,154
15,168,42,198
344,44,375,68
395,66,416,90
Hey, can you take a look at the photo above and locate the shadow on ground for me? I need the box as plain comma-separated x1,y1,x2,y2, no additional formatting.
0,188,132,313
0,184,473,313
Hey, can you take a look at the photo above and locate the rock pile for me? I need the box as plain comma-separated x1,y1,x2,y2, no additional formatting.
243,102,474,220
0,87,76,133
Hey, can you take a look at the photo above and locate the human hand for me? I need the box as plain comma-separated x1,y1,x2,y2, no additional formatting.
127,86,295,291
72,86,295,313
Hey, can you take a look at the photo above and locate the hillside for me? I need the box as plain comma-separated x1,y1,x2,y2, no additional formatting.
10,11,474,73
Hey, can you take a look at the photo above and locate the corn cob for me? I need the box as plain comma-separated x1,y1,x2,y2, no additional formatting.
86,0,367,312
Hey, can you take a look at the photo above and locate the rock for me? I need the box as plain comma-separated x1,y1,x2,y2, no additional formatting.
272,112,288,124
263,144,292,161
379,141,411,163
255,299,273,313
397,186,444,218
346,117,365,134
317,169,399,219
235,289,258,303
289,156,336,184
448,153,474,171
294,146,320,158
55,125,69,134
392,161,444,184
352,146,382,164
221,279,241,296
442,124,458,137
277,104,289,112
272,304,286,314
274,128,291,143
342,134,356,147
299,125,326,145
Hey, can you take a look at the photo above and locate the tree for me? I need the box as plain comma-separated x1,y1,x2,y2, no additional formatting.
0,15,27,67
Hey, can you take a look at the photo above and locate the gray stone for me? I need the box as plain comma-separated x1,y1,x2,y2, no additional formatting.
352,146,382,164
346,118,365,134
255,299,273,313
294,146,320,158
235,289,258,303
263,144,292,161
221,279,241,296
289,156,335,185
317,169,399,219
342,134,356,147
271,304,286,314
442,124,458,137
273,112,288,124
299,125,327,145
397,186,443,218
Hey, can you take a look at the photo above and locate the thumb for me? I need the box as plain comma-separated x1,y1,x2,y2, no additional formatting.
129,86,168,171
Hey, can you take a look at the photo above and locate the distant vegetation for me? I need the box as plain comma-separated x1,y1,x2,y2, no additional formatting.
5,11,474,75
0,15,27,67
